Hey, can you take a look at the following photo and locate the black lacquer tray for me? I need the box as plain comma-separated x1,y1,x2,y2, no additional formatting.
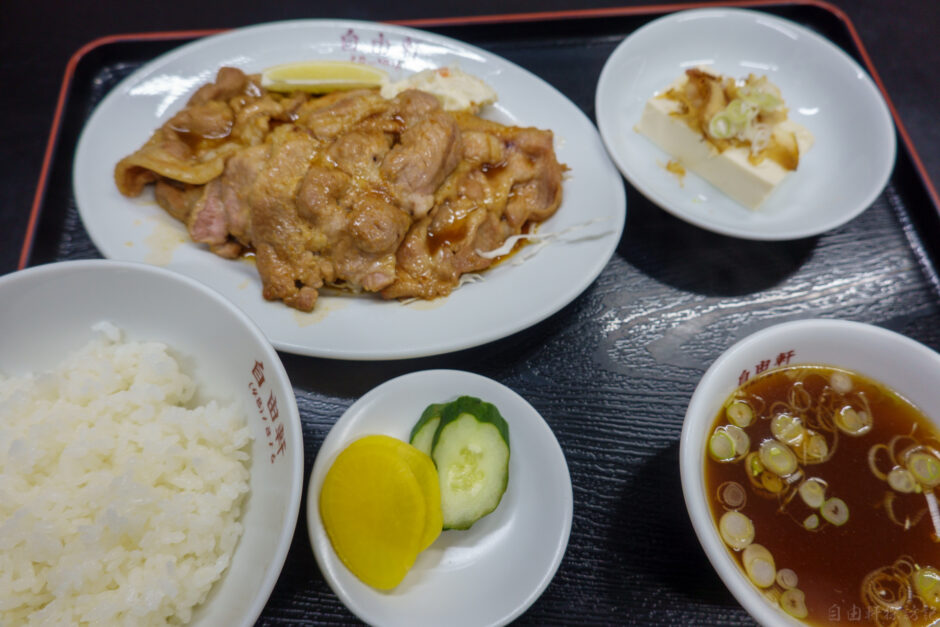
19,1,940,624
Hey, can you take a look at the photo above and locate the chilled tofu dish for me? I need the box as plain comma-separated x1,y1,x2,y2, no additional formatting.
636,68,814,209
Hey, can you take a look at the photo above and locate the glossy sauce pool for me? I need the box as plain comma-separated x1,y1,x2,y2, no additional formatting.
704,366,940,625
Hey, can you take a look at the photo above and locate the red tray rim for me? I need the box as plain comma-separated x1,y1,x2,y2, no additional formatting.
19,0,940,269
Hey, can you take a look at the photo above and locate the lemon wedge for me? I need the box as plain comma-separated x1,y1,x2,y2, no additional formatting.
261,60,389,94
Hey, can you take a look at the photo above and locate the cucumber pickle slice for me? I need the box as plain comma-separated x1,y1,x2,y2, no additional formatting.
409,403,443,456
426,396,510,530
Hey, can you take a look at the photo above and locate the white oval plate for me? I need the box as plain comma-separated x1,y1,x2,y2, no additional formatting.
306,370,573,627
73,19,625,359
595,8,896,240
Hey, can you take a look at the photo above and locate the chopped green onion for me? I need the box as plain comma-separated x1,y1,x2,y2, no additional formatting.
776,568,799,590
719,481,747,509
748,453,764,477
726,400,754,428
742,543,776,588
835,405,872,436
770,413,803,446
909,452,940,488
803,432,829,462
706,96,765,142
887,467,917,493
709,430,735,462
719,511,755,550
759,440,798,477
724,98,757,124
710,425,749,462
727,425,749,451
913,567,940,610
820,497,849,526
739,86,783,112
779,588,808,619
830,371,853,394
761,472,785,494
799,478,827,509
803,514,820,530
708,113,734,139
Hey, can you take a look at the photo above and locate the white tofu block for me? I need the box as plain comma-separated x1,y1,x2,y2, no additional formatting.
636,92,814,209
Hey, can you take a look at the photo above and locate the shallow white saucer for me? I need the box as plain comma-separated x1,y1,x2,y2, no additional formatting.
595,8,896,240
306,370,573,627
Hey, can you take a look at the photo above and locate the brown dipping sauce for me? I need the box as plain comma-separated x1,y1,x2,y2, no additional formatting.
705,365,940,626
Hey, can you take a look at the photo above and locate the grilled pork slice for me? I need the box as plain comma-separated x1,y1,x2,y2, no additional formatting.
114,67,564,311
383,114,563,300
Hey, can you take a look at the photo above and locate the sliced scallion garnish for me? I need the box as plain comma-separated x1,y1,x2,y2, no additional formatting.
742,543,776,588
909,452,940,488
708,113,734,139
798,478,827,509
835,405,872,436
770,413,803,446
719,481,747,509
759,440,798,477
803,432,829,462
887,467,917,493
829,371,853,394
776,568,799,590
741,91,783,112
779,588,808,619
726,400,754,428
820,497,849,526
913,567,940,610
748,453,764,477
709,430,735,462
719,511,755,550
724,98,757,124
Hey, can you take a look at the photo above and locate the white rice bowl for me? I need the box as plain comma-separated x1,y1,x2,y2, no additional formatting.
0,261,303,626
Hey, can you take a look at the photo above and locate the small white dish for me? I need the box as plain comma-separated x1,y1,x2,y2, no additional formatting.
73,19,625,359
307,369,573,627
681,318,940,625
0,260,303,627
596,8,896,240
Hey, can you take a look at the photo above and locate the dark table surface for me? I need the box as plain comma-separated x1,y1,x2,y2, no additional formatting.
2,1,940,626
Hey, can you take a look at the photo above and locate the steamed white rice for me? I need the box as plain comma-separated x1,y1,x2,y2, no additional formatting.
0,323,252,626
